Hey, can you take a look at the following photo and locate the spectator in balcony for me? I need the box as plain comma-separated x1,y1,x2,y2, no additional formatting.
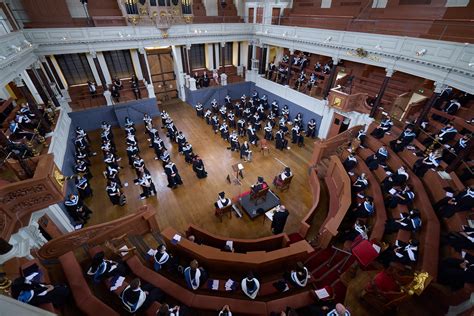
11,277,70,308
385,209,422,234
87,80,97,97
193,72,202,89
202,71,210,87
433,98,461,123
241,272,260,299
111,84,120,103
184,260,207,290
438,251,474,290
306,72,318,93
390,125,417,153
323,62,332,74
370,116,393,139
413,150,442,177
267,60,276,80
121,278,164,313
131,79,141,100
213,69,220,86
314,61,322,72
113,77,123,90
294,71,305,90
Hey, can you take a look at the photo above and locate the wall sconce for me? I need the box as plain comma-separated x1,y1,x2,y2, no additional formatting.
416,49,427,56
0,56,6,60
118,32,124,38
324,36,332,43
375,44,382,50
10,45,21,52
468,63,474,67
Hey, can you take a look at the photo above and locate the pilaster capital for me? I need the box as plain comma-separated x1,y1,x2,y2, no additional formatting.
138,47,146,54
220,42,226,48
185,43,191,50
332,57,340,65
14,76,25,87
434,81,447,94
385,68,394,77
89,50,97,58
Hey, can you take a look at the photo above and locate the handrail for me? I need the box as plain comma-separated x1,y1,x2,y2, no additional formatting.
37,205,159,259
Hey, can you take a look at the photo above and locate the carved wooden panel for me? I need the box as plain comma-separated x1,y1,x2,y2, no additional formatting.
38,206,158,259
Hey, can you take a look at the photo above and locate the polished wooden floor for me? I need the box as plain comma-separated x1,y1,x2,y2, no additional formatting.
83,99,315,239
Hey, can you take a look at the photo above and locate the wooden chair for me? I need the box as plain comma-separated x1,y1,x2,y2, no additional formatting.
274,175,293,192
250,187,269,205
215,204,233,222
260,139,270,155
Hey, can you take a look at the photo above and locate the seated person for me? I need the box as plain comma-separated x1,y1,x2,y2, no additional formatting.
251,176,268,194
438,251,474,290
413,150,442,177
381,167,409,192
384,209,422,234
422,123,457,148
370,116,393,139
456,186,474,212
273,167,292,187
442,225,474,252
149,244,172,271
392,239,419,265
218,305,232,316
289,262,310,288
215,192,231,209
343,153,357,175
157,303,182,316
11,277,70,308
87,251,127,284
338,219,369,242
352,173,368,193
350,196,375,219
390,125,416,153
184,260,207,290
385,185,415,208
241,272,260,299
121,278,164,313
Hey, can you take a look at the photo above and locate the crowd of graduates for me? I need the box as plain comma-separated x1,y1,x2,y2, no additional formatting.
195,90,318,161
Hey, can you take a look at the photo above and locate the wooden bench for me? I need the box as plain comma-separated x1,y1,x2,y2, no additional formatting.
58,251,119,316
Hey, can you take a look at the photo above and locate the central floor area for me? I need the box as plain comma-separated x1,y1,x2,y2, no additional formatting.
83,99,315,239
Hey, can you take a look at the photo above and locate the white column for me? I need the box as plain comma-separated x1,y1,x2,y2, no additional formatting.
38,61,62,101
215,43,221,69
49,55,68,90
265,45,270,71
171,45,185,101
21,69,44,104
48,98,72,170
318,103,334,139
97,52,112,85
130,49,144,81
104,90,113,105
85,52,101,85
0,86,10,99
232,41,238,67
205,43,214,70
138,48,155,99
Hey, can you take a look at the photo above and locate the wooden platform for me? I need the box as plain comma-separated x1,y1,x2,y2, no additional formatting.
82,99,314,239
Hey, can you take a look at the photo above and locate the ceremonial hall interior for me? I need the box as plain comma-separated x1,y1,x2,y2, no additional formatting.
0,0,473,315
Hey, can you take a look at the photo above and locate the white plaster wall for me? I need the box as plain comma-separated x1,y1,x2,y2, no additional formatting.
204,0,218,16
66,0,87,18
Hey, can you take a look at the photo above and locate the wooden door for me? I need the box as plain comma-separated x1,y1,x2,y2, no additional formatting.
326,112,348,139
271,7,280,25
146,48,178,101
256,7,263,23
248,8,254,23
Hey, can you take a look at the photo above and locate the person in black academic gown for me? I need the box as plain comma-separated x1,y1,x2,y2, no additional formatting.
164,161,183,189
438,252,474,290
271,205,289,234
87,251,127,283
192,155,207,179
11,277,69,308
121,278,164,313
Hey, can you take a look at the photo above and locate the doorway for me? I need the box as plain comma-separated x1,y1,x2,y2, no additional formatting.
146,48,178,102
326,113,351,138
